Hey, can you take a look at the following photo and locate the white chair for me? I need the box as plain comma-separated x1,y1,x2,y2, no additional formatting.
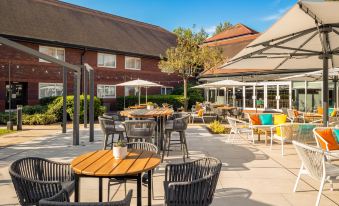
313,127,339,161
227,117,254,144
270,123,318,156
191,108,205,124
292,141,339,206
287,109,305,123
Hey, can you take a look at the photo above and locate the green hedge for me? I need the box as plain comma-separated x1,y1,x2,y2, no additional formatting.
116,95,186,110
22,105,48,115
0,112,17,125
47,95,105,123
22,113,57,125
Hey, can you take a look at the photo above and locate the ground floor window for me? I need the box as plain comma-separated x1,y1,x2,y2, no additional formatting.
161,87,173,95
39,83,63,99
97,85,116,98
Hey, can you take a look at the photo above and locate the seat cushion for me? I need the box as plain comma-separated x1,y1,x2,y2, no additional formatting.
316,129,339,150
317,106,323,115
273,114,287,136
249,114,261,125
259,114,273,125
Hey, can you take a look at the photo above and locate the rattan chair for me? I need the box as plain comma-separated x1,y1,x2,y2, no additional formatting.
108,142,158,201
98,116,125,149
9,157,74,206
124,120,156,142
162,115,190,162
39,189,133,206
292,141,339,206
164,157,222,206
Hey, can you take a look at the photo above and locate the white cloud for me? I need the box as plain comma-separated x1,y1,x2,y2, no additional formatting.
261,7,289,22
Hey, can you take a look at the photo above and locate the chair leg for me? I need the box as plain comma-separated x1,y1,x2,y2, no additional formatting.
202,117,205,123
179,132,185,161
107,180,110,201
183,131,189,158
316,177,326,206
281,140,284,156
167,132,172,157
161,132,168,162
103,134,109,150
270,135,273,151
293,164,304,192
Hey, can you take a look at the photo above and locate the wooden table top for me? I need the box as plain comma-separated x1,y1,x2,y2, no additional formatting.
120,108,174,118
304,113,322,118
71,149,161,177
128,105,147,109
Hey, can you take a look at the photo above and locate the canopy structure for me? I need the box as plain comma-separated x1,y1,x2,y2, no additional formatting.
279,68,339,81
116,79,163,105
193,80,253,89
221,0,339,125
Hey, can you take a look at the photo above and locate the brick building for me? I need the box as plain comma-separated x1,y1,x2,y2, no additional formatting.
0,0,181,111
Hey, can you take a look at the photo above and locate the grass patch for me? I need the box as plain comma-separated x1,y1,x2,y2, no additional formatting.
0,129,15,136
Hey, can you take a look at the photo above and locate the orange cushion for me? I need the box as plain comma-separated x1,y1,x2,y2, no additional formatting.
293,110,299,117
250,114,261,125
317,129,339,150
317,107,323,115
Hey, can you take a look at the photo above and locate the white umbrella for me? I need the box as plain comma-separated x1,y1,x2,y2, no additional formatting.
116,79,163,105
279,68,339,81
221,0,339,125
204,79,255,87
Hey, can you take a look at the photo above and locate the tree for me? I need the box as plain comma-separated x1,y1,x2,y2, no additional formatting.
214,21,233,36
159,27,224,110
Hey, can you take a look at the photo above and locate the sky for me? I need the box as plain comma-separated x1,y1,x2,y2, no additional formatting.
62,0,297,35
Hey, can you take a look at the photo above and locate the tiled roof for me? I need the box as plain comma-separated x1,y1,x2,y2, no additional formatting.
0,0,176,58
204,23,259,43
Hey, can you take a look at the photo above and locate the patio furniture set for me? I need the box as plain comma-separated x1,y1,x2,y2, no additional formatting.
8,106,222,206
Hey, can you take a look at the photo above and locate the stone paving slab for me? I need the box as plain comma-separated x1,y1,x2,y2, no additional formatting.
0,124,339,206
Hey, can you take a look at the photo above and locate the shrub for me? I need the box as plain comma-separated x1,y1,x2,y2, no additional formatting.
208,120,226,134
171,83,204,109
47,95,105,123
39,96,59,105
22,113,57,125
22,105,48,115
0,112,17,125
115,95,185,110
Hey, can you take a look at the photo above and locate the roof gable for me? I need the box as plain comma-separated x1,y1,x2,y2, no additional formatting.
0,0,176,58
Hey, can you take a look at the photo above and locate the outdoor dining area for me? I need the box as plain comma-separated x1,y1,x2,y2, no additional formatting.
6,1,339,206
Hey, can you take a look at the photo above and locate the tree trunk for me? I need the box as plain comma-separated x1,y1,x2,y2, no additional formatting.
183,77,188,111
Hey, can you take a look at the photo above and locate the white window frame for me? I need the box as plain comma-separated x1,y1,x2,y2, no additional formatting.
38,83,63,99
97,53,116,68
125,56,141,70
39,45,65,63
97,84,116,98
161,87,174,95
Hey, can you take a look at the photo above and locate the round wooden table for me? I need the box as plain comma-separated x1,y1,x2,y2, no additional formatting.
71,149,161,206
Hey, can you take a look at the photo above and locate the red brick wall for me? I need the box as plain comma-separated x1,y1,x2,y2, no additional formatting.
0,41,181,111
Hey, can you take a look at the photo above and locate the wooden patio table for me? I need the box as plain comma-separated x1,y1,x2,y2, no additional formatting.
71,149,161,206
120,108,174,149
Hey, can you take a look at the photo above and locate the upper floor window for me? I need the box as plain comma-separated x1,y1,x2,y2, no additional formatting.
39,46,65,63
161,87,173,95
39,83,63,99
97,84,116,98
97,53,116,68
125,56,141,70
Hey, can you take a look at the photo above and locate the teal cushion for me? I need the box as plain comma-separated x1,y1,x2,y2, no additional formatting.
333,129,339,143
329,108,334,116
259,114,273,125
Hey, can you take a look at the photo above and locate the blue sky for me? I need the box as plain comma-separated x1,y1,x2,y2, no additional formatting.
63,0,297,35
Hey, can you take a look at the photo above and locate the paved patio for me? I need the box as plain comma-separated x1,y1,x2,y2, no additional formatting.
1,125,339,206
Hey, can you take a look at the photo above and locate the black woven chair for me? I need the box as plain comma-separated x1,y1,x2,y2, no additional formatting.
108,142,158,201
164,157,222,206
124,120,156,142
98,116,125,149
9,157,74,206
39,189,133,206
162,114,190,162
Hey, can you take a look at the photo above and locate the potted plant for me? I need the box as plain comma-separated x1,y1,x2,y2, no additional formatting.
147,102,154,110
113,140,128,160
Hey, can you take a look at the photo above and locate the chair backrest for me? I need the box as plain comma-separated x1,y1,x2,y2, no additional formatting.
39,189,133,206
172,115,189,131
98,116,116,133
277,123,319,143
281,108,288,115
127,142,158,154
287,109,295,119
124,120,156,140
227,117,238,130
292,141,325,181
103,113,124,121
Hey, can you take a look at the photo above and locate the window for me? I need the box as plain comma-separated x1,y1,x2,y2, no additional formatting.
39,46,65,63
125,56,141,70
97,53,116,68
97,85,116,98
124,86,138,96
39,83,63,99
161,87,173,95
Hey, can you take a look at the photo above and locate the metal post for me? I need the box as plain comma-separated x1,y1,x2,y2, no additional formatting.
73,71,80,145
145,87,148,103
243,86,246,108
62,67,67,133
138,86,141,105
232,87,235,106
333,76,338,108
7,61,13,130
89,69,95,142
305,81,308,112
83,68,88,128
322,31,330,126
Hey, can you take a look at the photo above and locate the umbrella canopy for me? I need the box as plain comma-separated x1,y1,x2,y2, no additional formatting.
221,0,339,125
116,79,163,105
193,80,253,89
279,68,339,81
